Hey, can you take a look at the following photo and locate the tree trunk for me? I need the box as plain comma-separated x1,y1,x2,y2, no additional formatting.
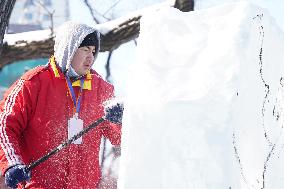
0,0,16,57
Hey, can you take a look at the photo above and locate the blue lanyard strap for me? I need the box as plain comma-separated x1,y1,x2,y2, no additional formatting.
65,77,84,114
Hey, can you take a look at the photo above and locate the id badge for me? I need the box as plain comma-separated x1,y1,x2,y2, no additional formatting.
68,113,83,144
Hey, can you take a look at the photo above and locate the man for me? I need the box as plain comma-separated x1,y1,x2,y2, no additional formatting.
0,21,122,188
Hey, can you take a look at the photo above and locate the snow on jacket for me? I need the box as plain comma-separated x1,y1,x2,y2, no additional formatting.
0,22,121,189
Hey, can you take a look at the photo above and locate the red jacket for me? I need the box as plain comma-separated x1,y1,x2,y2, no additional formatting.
0,57,121,188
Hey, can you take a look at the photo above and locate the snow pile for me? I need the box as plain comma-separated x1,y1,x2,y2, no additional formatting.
118,2,284,189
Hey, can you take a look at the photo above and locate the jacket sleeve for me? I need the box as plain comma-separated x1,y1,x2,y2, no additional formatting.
101,122,121,145
99,80,122,146
0,78,38,175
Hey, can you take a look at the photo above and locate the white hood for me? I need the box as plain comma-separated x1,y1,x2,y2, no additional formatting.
54,21,100,74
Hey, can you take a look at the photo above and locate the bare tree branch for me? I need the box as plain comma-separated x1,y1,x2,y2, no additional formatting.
36,0,55,37
103,0,122,16
0,0,194,69
83,0,101,24
0,38,54,70
101,15,141,52
82,0,115,22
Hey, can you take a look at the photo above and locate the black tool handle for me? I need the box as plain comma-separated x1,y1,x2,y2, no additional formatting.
26,117,105,171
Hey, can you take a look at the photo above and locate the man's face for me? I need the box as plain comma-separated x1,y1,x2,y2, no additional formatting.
71,46,96,76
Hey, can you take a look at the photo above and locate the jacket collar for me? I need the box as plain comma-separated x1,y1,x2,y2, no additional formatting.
49,56,92,90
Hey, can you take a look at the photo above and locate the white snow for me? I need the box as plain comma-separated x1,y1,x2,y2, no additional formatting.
3,29,51,45
195,0,284,31
118,2,284,189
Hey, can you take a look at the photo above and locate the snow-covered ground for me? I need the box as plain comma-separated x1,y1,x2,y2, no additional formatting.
118,2,284,189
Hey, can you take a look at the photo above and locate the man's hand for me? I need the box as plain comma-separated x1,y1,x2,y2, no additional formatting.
5,164,31,188
104,101,124,124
